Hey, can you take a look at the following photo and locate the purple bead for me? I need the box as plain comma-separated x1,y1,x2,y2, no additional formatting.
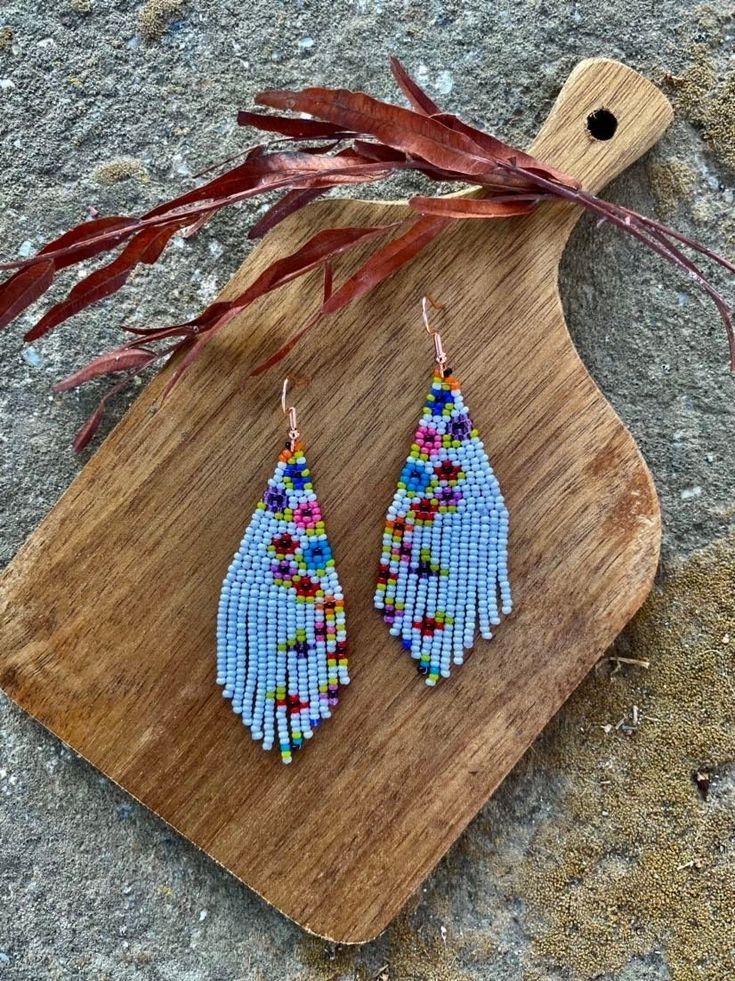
438,486,461,505
449,414,472,439
264,486,288,512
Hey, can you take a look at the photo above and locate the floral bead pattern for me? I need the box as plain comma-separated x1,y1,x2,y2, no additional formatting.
375,370,511,685
217,442,348,763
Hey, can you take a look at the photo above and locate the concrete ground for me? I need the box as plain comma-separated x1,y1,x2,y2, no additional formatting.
1,1,734,978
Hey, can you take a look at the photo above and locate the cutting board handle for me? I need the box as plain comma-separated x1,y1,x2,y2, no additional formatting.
530,57,673,195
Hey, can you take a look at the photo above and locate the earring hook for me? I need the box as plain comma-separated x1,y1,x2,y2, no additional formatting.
421,294,448,369
281,377,299,450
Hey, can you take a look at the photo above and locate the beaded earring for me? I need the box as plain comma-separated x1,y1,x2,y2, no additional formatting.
216,380,349,763
374,298,512,685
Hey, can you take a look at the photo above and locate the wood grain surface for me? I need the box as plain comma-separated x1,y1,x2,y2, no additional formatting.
0,59,670,942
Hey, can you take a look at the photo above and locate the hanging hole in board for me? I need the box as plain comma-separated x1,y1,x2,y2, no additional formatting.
586,108,618,141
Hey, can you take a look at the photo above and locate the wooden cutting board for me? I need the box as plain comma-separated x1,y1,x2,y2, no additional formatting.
0,59,669,942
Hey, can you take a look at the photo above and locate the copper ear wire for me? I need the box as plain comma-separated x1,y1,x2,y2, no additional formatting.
281,378,299,450
421,294,448,369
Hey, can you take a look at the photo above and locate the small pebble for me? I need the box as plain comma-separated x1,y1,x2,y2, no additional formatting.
22,345,44,368
434,70,453,95
680,486,702,501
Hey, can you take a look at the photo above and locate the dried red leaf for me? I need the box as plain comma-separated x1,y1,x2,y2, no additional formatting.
249,188,326,239
158,335,206,400
237,109,348,140
159,224,401,398
323,261,333,305
255,68,575,189
193,135,344,183
142,144,302,220
409,195,540,219
256,86,497,178
73,401,108,453
0,259,54,330
261,153,396,187
54,346,158,392
25,224,182,342
247,144,381,240
72,377,130,453
322,215,453,315
144,152,394,224
45,217,142,268
195,222,403,327
350,141,409,165
122,323,196,342
431,112,577,187
252,215,451,370
44,216,141,261
143,157,265,220
0,216,141,273
389,56,442,115
182,208,217,240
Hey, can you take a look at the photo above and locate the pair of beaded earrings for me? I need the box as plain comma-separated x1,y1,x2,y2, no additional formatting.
216,299,512,763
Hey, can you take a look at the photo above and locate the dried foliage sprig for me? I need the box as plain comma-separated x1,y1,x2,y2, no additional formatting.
0,57,732,450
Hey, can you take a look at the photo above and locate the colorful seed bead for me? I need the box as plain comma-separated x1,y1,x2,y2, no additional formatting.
375,369,512,684
216,441,349,763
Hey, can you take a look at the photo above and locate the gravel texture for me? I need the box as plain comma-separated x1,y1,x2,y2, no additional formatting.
0,1,733,978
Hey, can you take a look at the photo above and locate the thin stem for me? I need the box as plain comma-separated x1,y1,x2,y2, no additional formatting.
498,160,735,367
0,161,403,272
620,208,735,277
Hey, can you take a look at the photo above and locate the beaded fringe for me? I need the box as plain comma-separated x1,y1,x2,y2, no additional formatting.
217,442,348,763
375,369,511,684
